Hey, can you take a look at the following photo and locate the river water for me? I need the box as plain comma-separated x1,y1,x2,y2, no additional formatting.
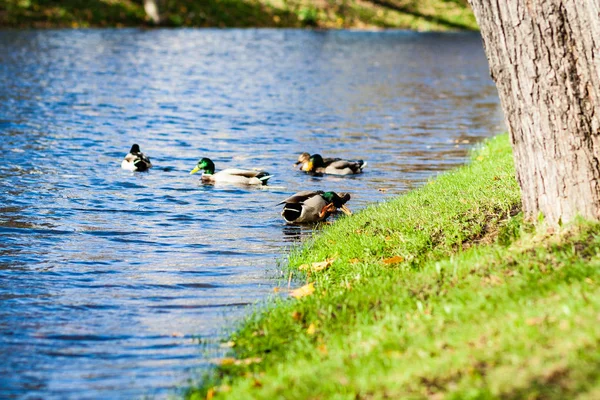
0,29,504,399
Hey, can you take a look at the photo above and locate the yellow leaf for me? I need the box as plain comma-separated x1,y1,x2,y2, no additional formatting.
526,317,543,326
206,388,215,400
220,341,235,348
306,323,316,335
219,357,236,366
349,258,360,264
290,282,315,298
298,258,335,272
238,357,262,365
318,344,328,355
273,287,280,293
383,255,404,265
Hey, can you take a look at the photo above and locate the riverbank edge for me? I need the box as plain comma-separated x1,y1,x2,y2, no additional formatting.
188,134,600,399
0,0,477,31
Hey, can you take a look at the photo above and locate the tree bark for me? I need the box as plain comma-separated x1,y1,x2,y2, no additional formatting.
468,0,600,224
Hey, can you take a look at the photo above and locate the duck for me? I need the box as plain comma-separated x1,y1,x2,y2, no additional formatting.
121,144,152,171
278,191,352,224
190,157,272,185
295,153,366,175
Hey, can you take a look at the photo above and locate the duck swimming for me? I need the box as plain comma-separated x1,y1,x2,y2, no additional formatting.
190,157,272,185
121,144,152,171
278,191,351,224
296,153,366,175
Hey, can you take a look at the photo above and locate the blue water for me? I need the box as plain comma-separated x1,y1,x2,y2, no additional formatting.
0,29,504,399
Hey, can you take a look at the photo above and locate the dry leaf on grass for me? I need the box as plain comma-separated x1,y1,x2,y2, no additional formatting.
306,323,316,335
298,258,336,272
290,282,315,298
206,388,215,400
217,357,262,366
382,255,404,265
318,344,328,355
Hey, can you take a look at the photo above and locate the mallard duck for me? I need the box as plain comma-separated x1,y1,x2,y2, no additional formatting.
121,144,152,171
190,157,272,185
295,153,366,175
278,191,352,224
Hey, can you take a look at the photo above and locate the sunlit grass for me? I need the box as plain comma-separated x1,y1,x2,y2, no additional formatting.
187,134,600,399
0,0,477,30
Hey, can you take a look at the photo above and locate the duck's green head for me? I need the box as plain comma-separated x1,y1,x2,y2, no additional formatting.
321,191,351,206
302,154,324,172
190,158,215,175
320,191,352,216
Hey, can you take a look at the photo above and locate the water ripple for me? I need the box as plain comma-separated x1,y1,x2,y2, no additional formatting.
0,29,504,400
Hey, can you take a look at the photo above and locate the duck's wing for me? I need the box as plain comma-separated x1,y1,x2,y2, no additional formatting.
322,157,342,166
277,191,323,206
132,152,152,170
327,159,365,172
219,168,269,178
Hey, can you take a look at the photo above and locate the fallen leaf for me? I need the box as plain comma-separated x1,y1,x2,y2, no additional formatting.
218,385,231,393
219,357,236,366
318,344,328,355
273,287,280,293
292,311,302,320
220,341,235,348
306,323,316,335
349,258,360,264
383,255,404,265
253,379,263,387
526,317,544,326
238,357,262,365
290,282,315,298
298,258,336,272
206,388,215,400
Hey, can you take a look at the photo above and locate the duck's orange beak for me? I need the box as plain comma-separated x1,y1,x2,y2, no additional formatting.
319,203,337,218
340,205,352,216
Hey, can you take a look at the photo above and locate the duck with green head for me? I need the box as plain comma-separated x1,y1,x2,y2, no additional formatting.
278,191,352,224
190,157,272,185
296,153,366,175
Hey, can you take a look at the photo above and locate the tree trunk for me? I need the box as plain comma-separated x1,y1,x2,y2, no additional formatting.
467,0,600,224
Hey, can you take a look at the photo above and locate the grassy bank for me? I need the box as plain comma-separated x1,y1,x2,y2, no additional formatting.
0,0,477,30
188,134,600,399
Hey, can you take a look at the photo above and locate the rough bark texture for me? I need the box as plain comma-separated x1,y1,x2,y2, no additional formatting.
468,0,600,224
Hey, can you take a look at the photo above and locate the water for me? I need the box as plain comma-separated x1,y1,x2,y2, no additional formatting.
0,29,504,399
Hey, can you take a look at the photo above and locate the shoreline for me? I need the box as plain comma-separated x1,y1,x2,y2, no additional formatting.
187,134,600,399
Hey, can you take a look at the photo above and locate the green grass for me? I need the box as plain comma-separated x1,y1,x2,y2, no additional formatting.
187,134,600,399
0,0,477,30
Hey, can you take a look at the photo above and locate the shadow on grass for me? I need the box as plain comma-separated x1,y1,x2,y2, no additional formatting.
365,0,477,30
